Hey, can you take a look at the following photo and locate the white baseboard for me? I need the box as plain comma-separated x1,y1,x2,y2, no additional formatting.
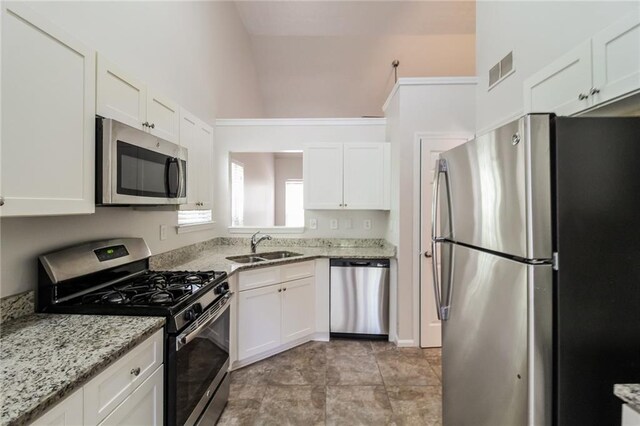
396,339,418,348
313,332,330,342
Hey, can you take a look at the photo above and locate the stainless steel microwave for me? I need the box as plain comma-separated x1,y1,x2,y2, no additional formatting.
96,117,187,205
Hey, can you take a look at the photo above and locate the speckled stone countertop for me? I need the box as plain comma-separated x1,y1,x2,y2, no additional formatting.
156,242,396,273
615,384,640,411
0,314,165,426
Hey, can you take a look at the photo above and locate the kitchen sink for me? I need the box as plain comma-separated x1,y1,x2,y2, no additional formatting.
225,255,267,264
257,251,303,260
226,251,303,264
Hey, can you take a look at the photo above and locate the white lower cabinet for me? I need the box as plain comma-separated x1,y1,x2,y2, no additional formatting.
29,329,164,426
237,263,316,362
31,388,83,426
622,404,640,426
98,366,163,426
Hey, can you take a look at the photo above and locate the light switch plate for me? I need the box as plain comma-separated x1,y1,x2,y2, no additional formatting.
160,224,167,240
330,219,338,230
363,219,372,230
309,218,318,229
344,219,352,229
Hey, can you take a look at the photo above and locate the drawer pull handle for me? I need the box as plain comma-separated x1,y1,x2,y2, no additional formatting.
130,367,141,376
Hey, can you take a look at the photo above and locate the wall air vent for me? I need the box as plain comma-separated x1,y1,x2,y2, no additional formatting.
488,51,515,91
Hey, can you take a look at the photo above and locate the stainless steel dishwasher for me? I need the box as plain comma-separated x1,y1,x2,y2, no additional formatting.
330,259,390,337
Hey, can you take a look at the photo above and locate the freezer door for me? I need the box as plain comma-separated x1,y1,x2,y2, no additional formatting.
441,243,552,426
439,114,552,260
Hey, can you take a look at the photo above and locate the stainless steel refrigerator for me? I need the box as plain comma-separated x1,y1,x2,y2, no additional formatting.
431,114,640,425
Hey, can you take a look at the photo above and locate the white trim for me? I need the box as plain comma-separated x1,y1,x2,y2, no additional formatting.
396,339,417,348
228,226,305,234
313,332,330,342
382,76,479,112
476,110,523,136
216,118,386,127
175,221,216,234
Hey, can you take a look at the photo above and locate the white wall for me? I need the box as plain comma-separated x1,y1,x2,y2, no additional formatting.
215,119,390,238
383,79,476,344
274,153,303,226
231,152,276,227
475,1,639,133
0,1,264,297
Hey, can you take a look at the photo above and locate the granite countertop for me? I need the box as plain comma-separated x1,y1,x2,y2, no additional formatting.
615,384,640,411
162,243,396,273
0,314,165,426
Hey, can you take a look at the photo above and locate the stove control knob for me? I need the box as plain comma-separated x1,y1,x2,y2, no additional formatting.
192,303,203,315
215,282,230,295
184,309,196,321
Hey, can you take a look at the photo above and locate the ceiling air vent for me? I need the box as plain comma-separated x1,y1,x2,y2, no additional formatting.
488,51,515,90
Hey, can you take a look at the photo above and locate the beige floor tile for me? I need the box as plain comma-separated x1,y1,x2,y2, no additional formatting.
254,385,325,426
326,353,383,385
217,398,261,426
326,385,396,426
326,339,373,357
231,359,275,385
386,385,442,426
376,350,440,386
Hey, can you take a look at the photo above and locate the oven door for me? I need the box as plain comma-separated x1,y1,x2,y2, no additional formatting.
99,118,187,205
174,294,232,426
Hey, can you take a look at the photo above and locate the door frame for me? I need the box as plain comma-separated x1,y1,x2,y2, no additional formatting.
413,132,473,347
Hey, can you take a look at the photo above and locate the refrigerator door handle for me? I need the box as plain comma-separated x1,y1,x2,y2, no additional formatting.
431,158,448,320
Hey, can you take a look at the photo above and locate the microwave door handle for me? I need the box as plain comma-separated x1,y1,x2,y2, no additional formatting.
177,158,185,199
165,157,179,198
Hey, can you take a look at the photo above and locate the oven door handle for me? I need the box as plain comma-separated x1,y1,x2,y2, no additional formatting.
176,292,233,351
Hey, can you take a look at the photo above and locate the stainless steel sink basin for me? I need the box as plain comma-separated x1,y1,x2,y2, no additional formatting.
257,251,303,260
225,255,267,264
226,251,303,264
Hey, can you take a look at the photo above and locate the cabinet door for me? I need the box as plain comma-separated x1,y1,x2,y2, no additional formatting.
343,143,389,210
1,4,95,217
523,40,593,116
281,277,315,344
238,284,282,360
96,55,147,130
195,121,214,210
98,365,163,426
303,143,344,210
592,14,640,105
178,109,199,210
147,89,180,143
31,388,83,426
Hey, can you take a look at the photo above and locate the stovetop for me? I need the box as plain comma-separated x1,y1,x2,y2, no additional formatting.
79,270,225,307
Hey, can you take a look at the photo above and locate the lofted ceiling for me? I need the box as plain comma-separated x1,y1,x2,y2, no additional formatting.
234,1,476,118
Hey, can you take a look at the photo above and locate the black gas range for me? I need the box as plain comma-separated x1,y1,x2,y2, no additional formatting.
37,238,232,426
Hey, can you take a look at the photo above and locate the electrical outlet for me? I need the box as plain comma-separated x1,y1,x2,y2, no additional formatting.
363,219,372,230
330,219,338,230
344,219,352,229
309,218,318,229
160,224,167,241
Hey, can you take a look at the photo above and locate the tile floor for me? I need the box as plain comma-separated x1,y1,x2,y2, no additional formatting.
218,339,442,426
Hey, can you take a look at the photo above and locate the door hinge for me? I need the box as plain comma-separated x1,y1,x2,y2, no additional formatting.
552,252,559,271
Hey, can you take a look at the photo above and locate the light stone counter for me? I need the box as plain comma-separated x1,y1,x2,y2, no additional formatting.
615,384,640,412
0,314,165,426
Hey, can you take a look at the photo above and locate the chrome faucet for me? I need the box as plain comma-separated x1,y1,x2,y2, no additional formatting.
251,231,272,253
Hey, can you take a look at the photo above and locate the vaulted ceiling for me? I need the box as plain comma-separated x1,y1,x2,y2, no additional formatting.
235,1,476,118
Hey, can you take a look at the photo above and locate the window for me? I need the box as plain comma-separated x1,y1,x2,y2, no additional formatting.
285,180,304,227
178,209,212,226
231,160,244,227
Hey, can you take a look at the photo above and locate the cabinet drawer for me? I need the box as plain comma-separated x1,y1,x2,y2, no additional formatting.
84,329,163,425
281,261,315,282
239,266,281,291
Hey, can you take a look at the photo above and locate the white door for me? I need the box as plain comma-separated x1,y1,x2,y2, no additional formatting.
281,277,315,344
195,121,214,210
592,14,640,106
343,143,386,210
523,40,593,116
146,89,180,143
420,136,470,348
96,55,147,130
303,143,344,209
178,109,199,210
98,366,164,426
238,284,282,360
1,4,95,217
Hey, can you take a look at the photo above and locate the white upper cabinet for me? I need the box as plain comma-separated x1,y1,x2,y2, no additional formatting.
524,41,593,116
96,56,147,130
304,142,390,210
1,4,96,217
592,15,640,105
524,14,640,116
179,108,213,210
96,54,179,143
146,89,180,143
303,143,344,209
